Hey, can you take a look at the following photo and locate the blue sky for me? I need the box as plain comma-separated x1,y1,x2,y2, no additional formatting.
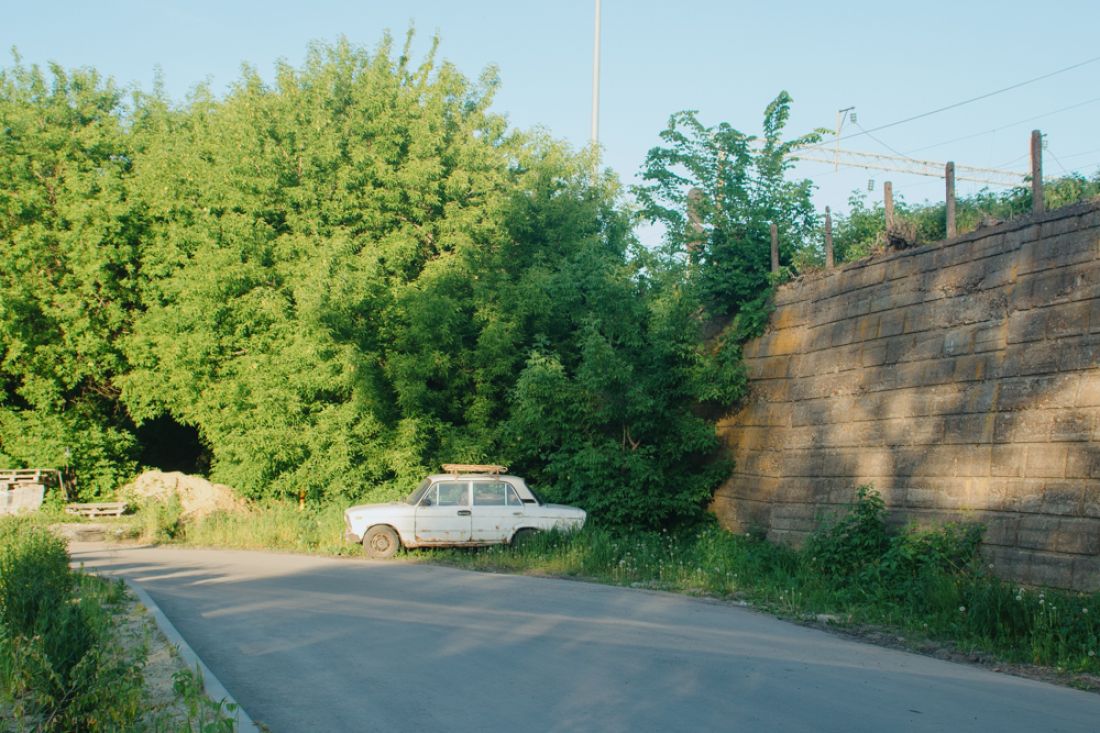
5,1,1100,225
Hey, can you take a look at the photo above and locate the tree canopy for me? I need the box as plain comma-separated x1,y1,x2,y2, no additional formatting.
0,36,767,528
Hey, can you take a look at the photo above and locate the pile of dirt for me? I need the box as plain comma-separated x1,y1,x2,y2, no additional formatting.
120,471,246,518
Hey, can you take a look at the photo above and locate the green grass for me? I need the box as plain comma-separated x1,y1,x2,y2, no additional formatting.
146,500,354,556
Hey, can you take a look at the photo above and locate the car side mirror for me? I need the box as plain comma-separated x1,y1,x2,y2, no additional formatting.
421,498,432,507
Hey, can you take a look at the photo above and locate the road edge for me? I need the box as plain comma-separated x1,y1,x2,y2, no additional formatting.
124,578,261,733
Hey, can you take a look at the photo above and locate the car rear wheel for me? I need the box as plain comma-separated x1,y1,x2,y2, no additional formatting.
364,525,400,559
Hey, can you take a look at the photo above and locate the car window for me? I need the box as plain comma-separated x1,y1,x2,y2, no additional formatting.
505,485,524,507
473,481,509,506
434,481,469,507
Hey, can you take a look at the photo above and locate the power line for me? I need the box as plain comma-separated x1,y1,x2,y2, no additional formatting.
905,95,1100,154
823,54,1100,145
1047,147,1072,176
1054,145,1100,161
853,121,912,159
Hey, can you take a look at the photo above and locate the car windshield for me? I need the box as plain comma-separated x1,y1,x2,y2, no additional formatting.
523,483,545,505
406,478,431,505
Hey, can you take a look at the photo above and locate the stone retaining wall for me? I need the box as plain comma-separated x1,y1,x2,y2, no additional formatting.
712,199,1100,590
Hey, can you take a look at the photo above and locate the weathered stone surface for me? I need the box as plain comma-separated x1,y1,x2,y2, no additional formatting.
712,200,1100,590
0,485,45,515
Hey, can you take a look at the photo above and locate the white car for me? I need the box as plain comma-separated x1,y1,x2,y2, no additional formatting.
344,465,586,559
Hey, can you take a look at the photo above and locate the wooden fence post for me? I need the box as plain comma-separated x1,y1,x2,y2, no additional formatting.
1031,129,1044,214
770,222,779,273
825,207,834,269
945,162,956,238
884,181,894,230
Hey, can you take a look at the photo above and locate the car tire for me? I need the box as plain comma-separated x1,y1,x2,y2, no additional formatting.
364,525,400,559
511,528,539,549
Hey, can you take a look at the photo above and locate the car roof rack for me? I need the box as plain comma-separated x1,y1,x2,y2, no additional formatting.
441,463,508,476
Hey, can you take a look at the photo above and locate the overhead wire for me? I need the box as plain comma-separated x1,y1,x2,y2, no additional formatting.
904,96,1100,154
821,54,1100,146
852,121,911,159
1047,147,1072,176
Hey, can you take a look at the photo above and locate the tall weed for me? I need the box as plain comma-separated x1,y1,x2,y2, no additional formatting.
0,521,143,730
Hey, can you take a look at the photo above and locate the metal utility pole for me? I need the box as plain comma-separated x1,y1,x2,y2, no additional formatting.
591,0,601,155
834,107,855,171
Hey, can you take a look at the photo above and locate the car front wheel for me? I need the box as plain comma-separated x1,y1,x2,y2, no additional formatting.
364,525,400,559
511,528,539,549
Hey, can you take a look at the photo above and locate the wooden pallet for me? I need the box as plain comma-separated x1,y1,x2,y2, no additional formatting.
65,502,128,518
0,468,62,488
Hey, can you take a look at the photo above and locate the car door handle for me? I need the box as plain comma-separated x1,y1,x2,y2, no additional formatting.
457,510,471,516
513,512,523,516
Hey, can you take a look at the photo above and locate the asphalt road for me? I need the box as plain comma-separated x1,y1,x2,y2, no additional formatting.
72,544,1100,732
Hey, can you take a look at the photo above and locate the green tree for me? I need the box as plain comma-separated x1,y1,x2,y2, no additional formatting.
634,91,824,316
0,57,141,496
122,35,518,500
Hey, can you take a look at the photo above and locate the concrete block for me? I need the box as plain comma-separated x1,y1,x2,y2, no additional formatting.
1057,336,1100,373
903,306,935,334
961,381,1001,413
943,414,995,444
994,410,1053,444
1053,517,1100,555
972,233,1008,260
973,324,1008,354
1050,410,1096,442
991,445,1025,477
1016,515,1061,551
997,375,1078,411
1065,448,1100,479
886,256,919,281
954,447,992,477
783,451,823,478
746,356,791,380
1077,375,1100,408
827,319,857,347
952,354,996,382
1045,300,1092,339
1005,223,1041,251
943,327,975,356
1043,483,1085,517
765,328,806,356
929,383,970,415
909,446,959,477
1023,263,1100,308
981,513,1020,545
999,478,1046,513
1092,298,1100,334
1040,215,1081,239
819,450,857,478
910,333,946,361
1006,309,1049,344
1001,343,1060,377
1024,444,1067,478
1072,555,1100,593
0,485,45,515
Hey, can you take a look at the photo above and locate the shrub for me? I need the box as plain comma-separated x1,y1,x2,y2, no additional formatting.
804,485,890,582
0,524,72,638
0,521,142,730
